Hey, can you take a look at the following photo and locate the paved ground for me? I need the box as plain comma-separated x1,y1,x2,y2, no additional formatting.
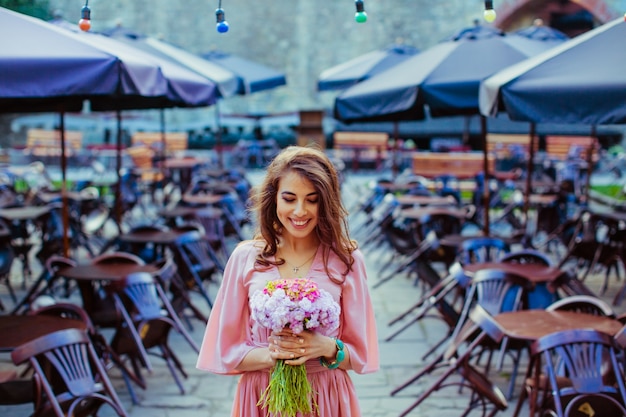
1,169,624,417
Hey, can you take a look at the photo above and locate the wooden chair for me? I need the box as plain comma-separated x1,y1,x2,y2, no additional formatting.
546,295,615,318
171,231,222,309
395,305,509,417
30,302,146,405
109,272,199,394
514,329,626,417
11,328,128,417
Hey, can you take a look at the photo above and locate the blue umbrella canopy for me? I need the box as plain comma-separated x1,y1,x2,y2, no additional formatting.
317,44,419,92
334,23,566,122
102,25,240,99
0,7,172,113
202,50,287,95
480,18,626,125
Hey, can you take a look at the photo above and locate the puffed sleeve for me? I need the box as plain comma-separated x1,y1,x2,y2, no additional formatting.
196,241,259,375
339,248,379,374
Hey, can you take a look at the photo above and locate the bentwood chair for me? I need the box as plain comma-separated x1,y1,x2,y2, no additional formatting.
109,272,198,394
11,328,128,417
396,305,509,417
514,329,626,417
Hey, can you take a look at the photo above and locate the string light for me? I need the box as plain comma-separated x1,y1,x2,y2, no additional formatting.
483,0,496,23
216,0,229,33
78,0,91,31
355,0,367,23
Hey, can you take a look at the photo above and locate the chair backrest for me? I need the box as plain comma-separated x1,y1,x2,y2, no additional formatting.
45,255,77,274
11,328,127,417
460,237,510,264
530,328,626,417
91,252,145,266
173,231,220,275
31,303,96,333
546,295,616,318
418,211,463,241
119,272,163,320
0,243,15,275
467,268,528,316
501,249,552,266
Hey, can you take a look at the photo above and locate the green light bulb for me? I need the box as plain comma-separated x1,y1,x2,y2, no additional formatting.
355,11,367,23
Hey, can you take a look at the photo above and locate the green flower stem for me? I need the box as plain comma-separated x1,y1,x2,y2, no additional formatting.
257,360,318,417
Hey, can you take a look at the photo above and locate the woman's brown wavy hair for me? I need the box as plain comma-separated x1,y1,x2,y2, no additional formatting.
250,145,355,283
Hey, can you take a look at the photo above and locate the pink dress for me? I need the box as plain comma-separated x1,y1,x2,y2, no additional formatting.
196,240,379,416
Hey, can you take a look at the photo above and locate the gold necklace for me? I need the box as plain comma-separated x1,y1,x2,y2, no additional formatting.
282,251,317,276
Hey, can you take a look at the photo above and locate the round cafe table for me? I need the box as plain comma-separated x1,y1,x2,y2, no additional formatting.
0,314,86,352
494,309,623,341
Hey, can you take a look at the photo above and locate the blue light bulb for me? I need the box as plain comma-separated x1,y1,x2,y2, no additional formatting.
215,8,229,34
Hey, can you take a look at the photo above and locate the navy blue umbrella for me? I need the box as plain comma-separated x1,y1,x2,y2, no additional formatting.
480,17,626,125
334,23,566,123
202,50,287,95
317,44,419,92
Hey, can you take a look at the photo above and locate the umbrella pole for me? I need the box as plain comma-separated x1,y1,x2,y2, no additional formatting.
59,109,70,258
522,123,536,232
114,109,123,234
215,101,223,169
585,125,597,204
160,107,167,183
392,121,399,176
480,115,490,236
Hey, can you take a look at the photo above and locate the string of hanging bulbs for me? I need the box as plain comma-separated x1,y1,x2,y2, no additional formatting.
73,1,504,33
76,1,368,33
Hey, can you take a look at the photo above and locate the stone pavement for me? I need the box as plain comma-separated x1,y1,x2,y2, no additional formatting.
1,169,625,417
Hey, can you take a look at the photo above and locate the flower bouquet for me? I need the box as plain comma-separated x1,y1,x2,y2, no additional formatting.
250,278,341,417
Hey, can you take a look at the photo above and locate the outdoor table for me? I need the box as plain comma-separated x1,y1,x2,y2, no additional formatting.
57,263,159,314
118,229,191,246
160,157,208,191
463,261,570,309
400,207,468,221
181,192,224,206
395,194,457,207
0,205,50,222
0,314,86,352
493,309,623,342
158,205,223,223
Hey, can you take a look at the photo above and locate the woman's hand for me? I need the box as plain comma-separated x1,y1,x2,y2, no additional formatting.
268,330,336,366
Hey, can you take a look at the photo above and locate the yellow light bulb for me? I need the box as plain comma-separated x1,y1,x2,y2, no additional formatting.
484,9,496,23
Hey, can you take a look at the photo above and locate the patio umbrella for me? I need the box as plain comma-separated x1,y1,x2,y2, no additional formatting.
202,50,287,95
480,18,626,216
0,7,218,254
334,22,566,234
480,17,626,125
317,44,420,92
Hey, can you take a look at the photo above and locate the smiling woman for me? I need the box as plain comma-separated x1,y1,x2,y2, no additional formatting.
196,145,379,417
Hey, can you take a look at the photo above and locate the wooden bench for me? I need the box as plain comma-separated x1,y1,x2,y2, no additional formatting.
333,131,389,171
545,136,597,161
412,151,495,180
25,129,82,156
486,133,537,156
131,132,188,154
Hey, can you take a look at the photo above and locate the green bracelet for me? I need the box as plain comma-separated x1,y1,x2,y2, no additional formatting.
320,338,345,369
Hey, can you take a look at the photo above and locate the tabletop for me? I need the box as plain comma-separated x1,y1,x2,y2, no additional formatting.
463,262,567,285
158,206,223,220
494,309,623,342
400,207,468,221
57,263,158,282
0,205,50,221
0,314,86,352
395,195,457,207
118,229,191,245
181,193,224,206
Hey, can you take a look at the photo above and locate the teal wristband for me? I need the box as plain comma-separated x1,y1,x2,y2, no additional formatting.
320,338,345,369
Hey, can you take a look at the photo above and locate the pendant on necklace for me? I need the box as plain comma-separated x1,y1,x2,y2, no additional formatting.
293,267,300,275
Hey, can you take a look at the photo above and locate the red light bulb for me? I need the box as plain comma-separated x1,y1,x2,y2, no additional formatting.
78,18,91,31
